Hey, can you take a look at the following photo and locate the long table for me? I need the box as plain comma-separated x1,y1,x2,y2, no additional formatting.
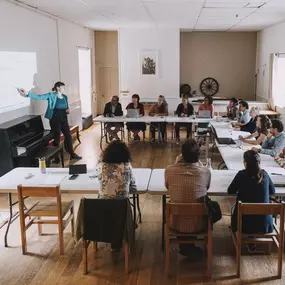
211,121,283,172
0,167,152,247
148,168,285,249
94,115,215,148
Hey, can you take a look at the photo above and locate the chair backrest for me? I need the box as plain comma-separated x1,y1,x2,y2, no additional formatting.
238,201,284,216
237,201,285,236
17,185,61,198
82,198,128,244
17,185,62,219
166,202,208,217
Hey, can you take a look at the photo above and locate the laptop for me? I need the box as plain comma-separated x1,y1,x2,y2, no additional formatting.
69,164,87,180
211,126,236,145
127,109,139,118
198,110,211,118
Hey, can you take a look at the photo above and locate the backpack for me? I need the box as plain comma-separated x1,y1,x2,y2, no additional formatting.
203,196,222,228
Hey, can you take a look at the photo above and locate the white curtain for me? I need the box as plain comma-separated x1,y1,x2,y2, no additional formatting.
271,53,285,108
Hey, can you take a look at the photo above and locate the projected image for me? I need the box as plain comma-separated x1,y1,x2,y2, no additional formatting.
0,51,37,113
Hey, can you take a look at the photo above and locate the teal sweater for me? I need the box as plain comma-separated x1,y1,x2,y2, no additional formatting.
28,92,69,120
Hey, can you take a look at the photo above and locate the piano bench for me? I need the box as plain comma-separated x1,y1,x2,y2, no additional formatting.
48,125,81,146
36,145,64,168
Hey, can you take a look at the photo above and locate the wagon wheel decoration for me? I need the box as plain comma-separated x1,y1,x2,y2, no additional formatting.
200,77,219,96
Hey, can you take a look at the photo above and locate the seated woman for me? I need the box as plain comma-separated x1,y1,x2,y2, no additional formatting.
149,95,169,143
97,140,136,250
98,140,137,198
239,115,271,145
174,94,194,143
198,95,214,118
126,94,146,141
228,150,275,235
227,97,238,120
240,106,260,133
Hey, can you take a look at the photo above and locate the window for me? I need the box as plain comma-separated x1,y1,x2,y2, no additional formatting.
272,53,285,108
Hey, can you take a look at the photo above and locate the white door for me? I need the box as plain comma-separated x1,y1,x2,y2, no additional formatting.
78,48,92,115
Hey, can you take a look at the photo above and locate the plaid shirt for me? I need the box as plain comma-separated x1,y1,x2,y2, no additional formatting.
165,162,211,233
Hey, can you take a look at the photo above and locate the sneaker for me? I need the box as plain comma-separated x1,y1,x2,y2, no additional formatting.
134,135,140,141
176,139,180,145
150,138,155,143
70,153,82,160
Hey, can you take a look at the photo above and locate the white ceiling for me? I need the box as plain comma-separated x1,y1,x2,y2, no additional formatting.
13,0,285,31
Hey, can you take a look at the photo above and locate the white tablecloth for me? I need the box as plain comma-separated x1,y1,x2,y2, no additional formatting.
147,169,285,196
0,167,152,194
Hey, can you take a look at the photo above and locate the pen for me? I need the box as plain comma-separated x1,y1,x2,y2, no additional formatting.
271,173,283,176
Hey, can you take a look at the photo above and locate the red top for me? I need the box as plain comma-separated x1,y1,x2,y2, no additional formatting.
198,104,214,117
126,102,145,115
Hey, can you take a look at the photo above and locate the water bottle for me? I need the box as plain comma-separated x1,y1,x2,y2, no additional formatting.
39,157,46,174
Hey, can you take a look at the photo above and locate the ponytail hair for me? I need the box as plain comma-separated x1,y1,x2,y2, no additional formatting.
244,150,264,184
52,81,65,92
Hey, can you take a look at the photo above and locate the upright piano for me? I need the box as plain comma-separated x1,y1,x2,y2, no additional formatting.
0,115,52,177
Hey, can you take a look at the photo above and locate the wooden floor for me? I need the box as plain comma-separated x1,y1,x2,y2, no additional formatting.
0,124,284,285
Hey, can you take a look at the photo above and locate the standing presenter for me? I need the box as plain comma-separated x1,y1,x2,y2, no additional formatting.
17,81,82,161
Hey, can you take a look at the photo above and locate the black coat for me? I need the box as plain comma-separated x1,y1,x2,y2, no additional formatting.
240,116,257,134
103,102,123,117
175,103,194,117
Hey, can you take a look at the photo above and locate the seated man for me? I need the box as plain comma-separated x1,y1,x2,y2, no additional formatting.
165,139,211,257
252,119,285,157
235,100,250,128
103,95,123,140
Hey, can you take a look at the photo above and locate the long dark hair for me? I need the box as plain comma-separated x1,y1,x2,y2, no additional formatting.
102,140,131,164
204,95,213,105
52,81,65,92
132,94,140,102
244,150,264,184
258,115,271,136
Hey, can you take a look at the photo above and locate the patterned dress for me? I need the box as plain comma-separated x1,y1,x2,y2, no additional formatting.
97,162,137,198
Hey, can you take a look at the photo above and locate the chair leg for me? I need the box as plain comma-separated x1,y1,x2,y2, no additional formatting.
236,234,241,278
37,217,42,236
71,206,75,237
58,220,64,255
124,243,129,274
83,240,88,274
207,235,212,278
165,237,170,277
19,216,27,255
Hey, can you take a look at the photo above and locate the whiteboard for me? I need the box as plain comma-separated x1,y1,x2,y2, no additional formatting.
0,51,37,113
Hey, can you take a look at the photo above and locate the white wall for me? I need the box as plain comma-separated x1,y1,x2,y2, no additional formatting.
118,28,180,110
256,22,285,102
181,32,257,100
0,1,95,128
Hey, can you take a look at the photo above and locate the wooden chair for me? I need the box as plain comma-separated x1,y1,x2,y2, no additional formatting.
81,198,133,275
232,201,285,279
165,202,212,278
17,185,74,255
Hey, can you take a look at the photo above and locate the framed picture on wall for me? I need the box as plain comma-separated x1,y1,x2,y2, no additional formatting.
140,50,158,76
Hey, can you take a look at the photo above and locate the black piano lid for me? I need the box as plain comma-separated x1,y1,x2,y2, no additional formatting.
0,115,42,129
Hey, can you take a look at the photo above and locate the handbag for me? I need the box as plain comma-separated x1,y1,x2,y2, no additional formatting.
203,196,222,227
